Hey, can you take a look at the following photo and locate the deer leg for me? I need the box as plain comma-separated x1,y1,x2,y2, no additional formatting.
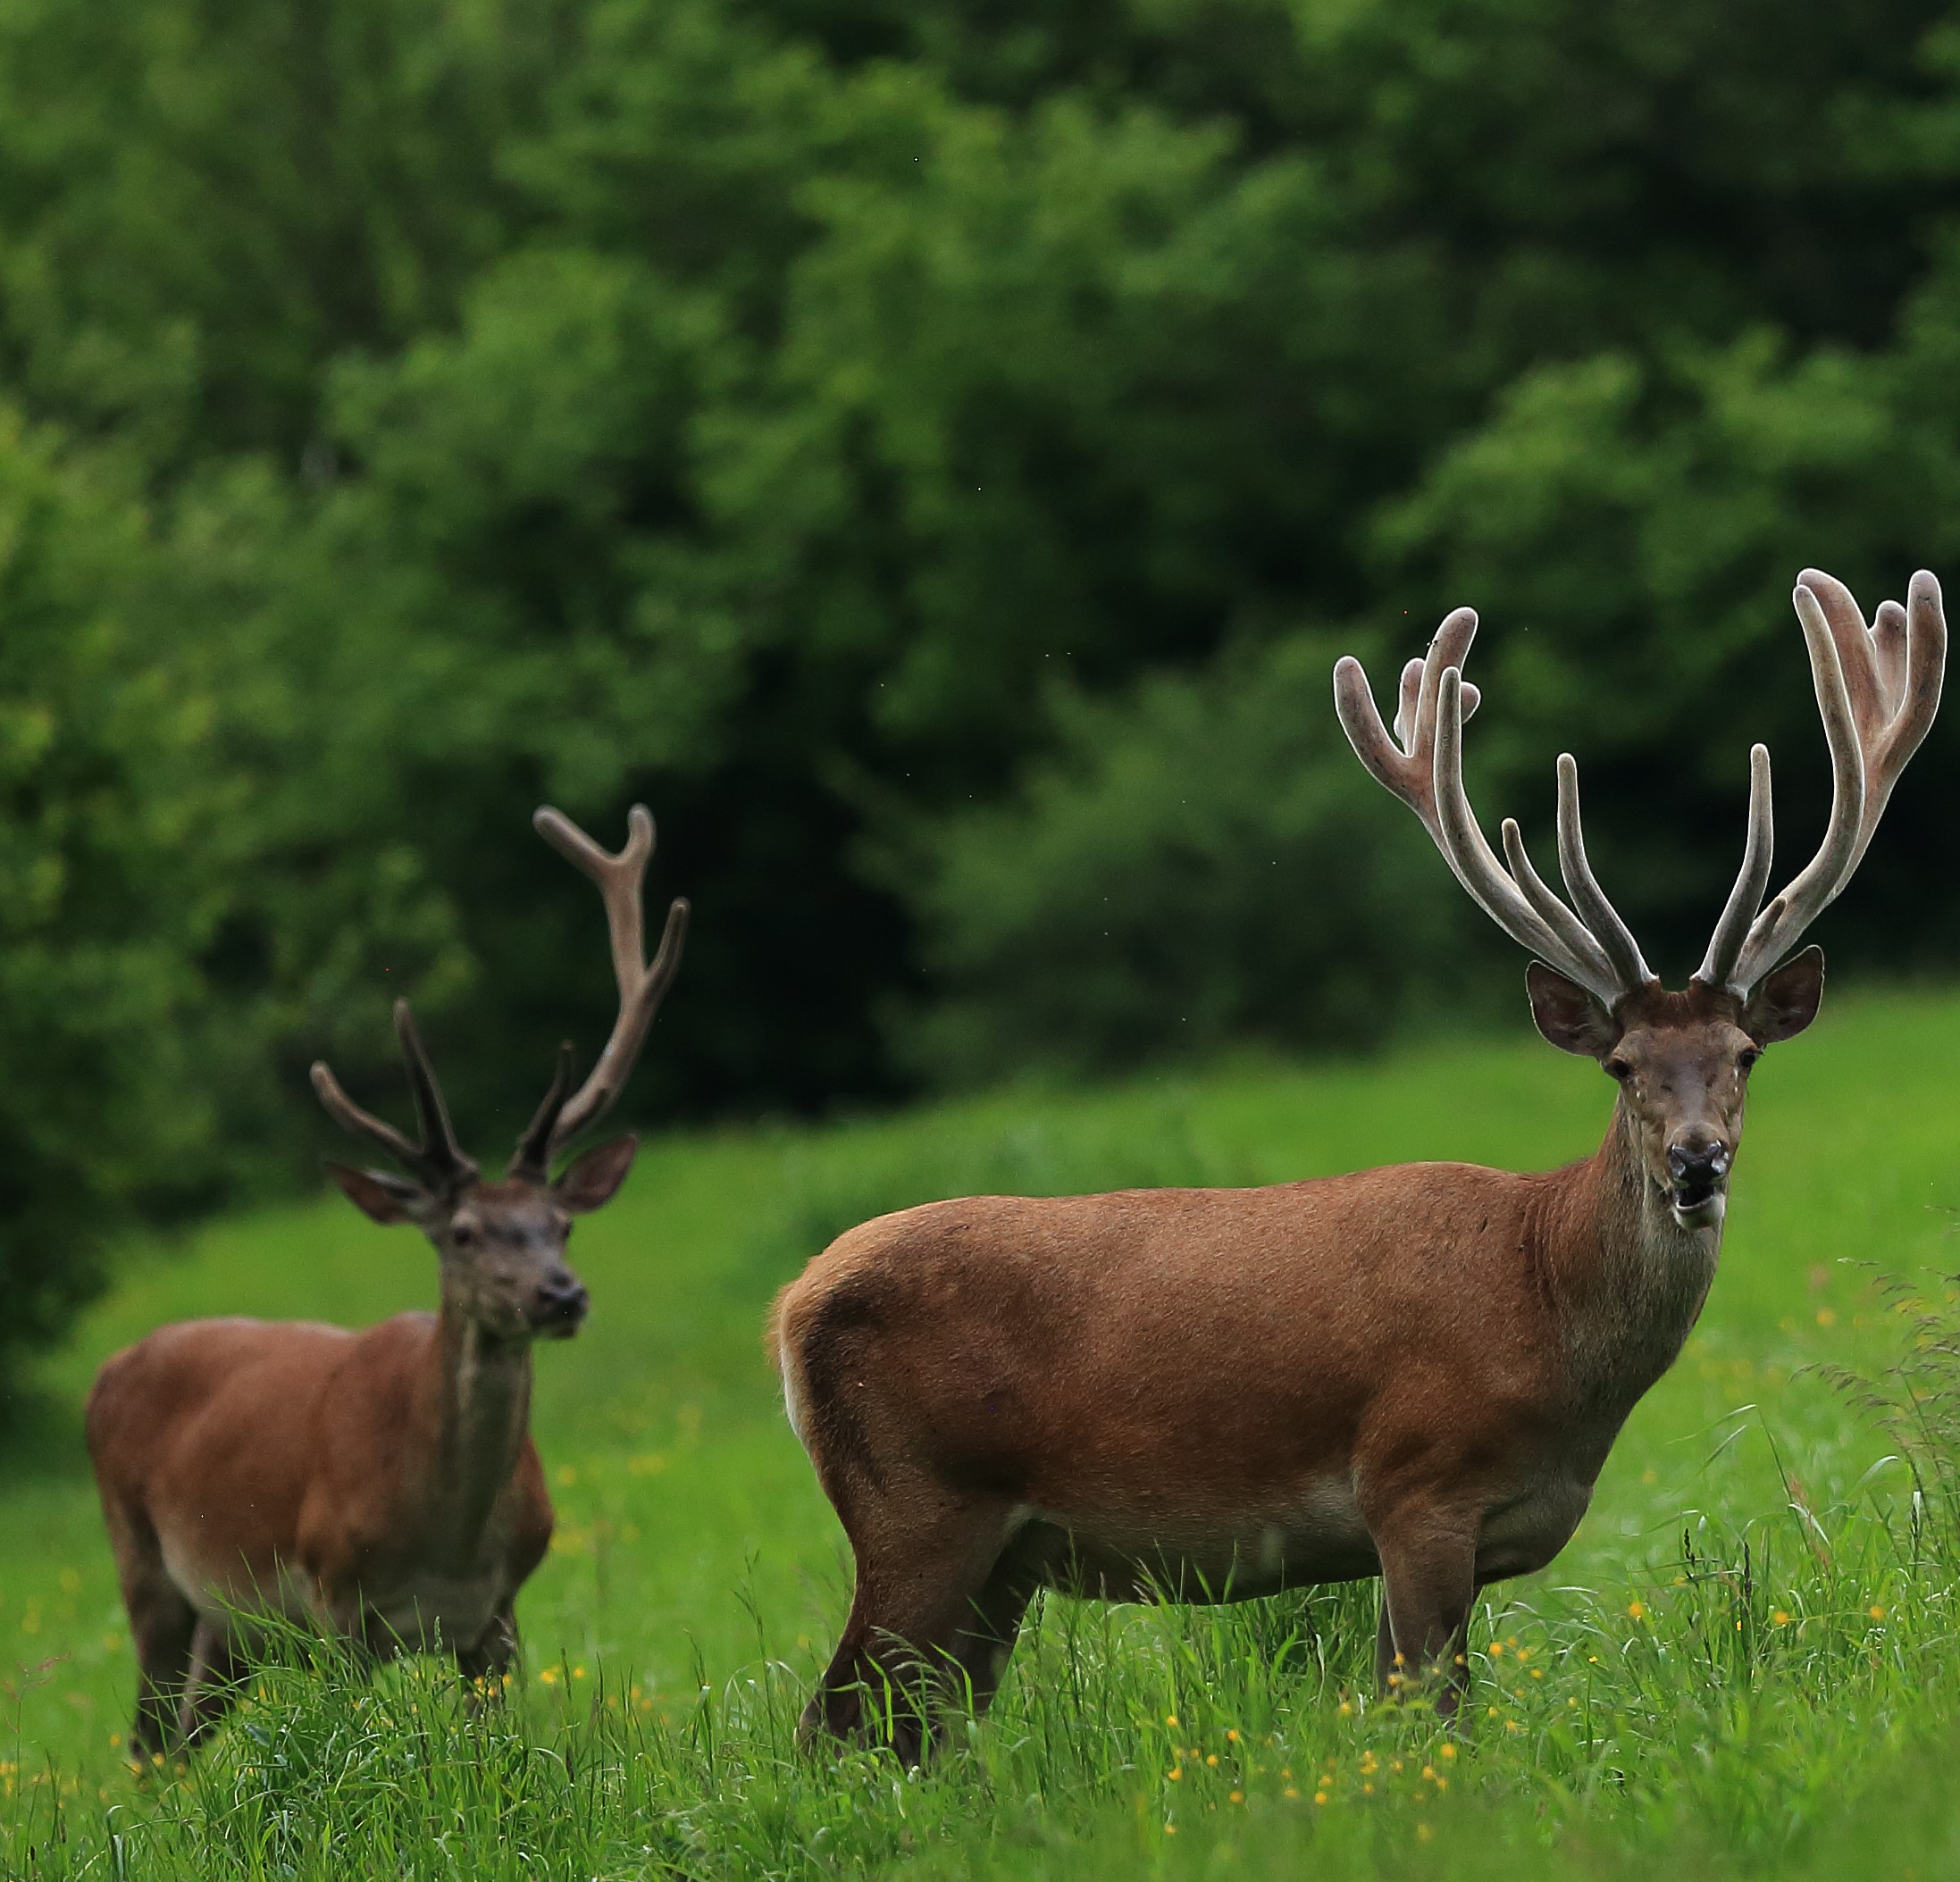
456,1603,519,1702
1372,1593,1396,1693
1370,1516,1477,1719
178,1618,245,1748
126,1577,197,1763
804,1497,1014,1765
100,1492,195,1763
941,1530,1047,1722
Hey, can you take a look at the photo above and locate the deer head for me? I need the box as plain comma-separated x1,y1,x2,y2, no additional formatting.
311,807,689,1341
1336,570,1945,1232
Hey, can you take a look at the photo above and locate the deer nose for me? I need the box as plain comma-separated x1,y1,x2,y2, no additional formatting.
533,1271,590,1329
1666,1133,1730,1195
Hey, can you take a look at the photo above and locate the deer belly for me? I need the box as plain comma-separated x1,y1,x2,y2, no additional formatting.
1029,1475,1379,1602
157,1525,319,1627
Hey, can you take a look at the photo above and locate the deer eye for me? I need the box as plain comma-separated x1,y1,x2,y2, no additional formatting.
1604,1057,1632,1083
450,1223,477,1247
1738,1047,1762,1074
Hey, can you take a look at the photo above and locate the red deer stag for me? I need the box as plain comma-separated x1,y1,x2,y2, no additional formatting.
88,807,685,1760
775,569,1944,1760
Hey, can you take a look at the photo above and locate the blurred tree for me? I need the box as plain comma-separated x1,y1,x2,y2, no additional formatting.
0,0,571,462
0,410,247,1393
7,0,1960,1367
896,632,1493,1083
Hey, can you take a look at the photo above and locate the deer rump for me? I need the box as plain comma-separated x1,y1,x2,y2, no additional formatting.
88,1313,552,1659
778,1169,1633,1611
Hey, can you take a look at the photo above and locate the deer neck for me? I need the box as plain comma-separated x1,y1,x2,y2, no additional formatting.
423,1305,535,1571
1542,1100,1722,1423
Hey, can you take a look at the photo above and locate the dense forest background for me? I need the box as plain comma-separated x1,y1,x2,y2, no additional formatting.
7,0,1960,1376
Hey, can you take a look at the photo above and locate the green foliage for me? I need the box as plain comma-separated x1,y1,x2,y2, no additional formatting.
0,410,245,1392
0,0,566,457
901,633,1489,1081
13,0,1960,1350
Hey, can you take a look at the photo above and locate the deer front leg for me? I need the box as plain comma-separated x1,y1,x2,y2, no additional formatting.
1369,1508,1478,1720
456,1603,519,1702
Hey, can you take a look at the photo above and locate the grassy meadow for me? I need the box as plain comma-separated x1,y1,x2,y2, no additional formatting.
7,985,1960,1877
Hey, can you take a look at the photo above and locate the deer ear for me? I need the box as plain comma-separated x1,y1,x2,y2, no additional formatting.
1743,944,1824,1045
1526,962,1620,1059
324,1160,432,1225
554,1134,638,1215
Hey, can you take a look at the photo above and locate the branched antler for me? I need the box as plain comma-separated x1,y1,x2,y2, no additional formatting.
1697,570,1946,995
1337,570,1946,1008
1336,612,1651,1008
509,806,689,1177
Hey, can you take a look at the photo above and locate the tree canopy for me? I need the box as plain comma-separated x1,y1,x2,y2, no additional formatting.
5,0,1960,1376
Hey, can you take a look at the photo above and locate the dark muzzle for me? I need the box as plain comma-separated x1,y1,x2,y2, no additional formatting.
1666,1140,1730,1209
532,1273,591,1335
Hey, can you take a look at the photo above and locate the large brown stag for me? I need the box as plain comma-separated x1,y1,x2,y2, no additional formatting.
88,807,685,1760
775,570,1944,1761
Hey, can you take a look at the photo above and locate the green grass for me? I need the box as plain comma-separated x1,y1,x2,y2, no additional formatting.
7,985,1960,1876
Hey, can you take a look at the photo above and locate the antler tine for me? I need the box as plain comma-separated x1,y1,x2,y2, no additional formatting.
1694,742,1774,990
1871,597,1910,722
1799,569,1895,747
1486,799,1629,993
1850,569,1945,873
1554,754,1652,990
1392,657,1424,748
1333,607,1481,846
1723,584,1870,991
1431,669,1627,1002
1497,813,1632,991
310,1000,479,1189
532,804,690,1154
1501,815,1582,932
392,1000,475,1180
509,1041,575,1181
311,1060,425,1169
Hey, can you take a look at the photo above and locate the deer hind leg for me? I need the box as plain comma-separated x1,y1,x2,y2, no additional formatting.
1370,1510,1478,1720
941,1523,1051,1722
100,1493,196,1763
804,1493,1018,1766
178,1618,245,1748
126,1578,197,1763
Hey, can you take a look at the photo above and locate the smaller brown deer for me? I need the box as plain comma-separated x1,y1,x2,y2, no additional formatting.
88,807,685,1760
